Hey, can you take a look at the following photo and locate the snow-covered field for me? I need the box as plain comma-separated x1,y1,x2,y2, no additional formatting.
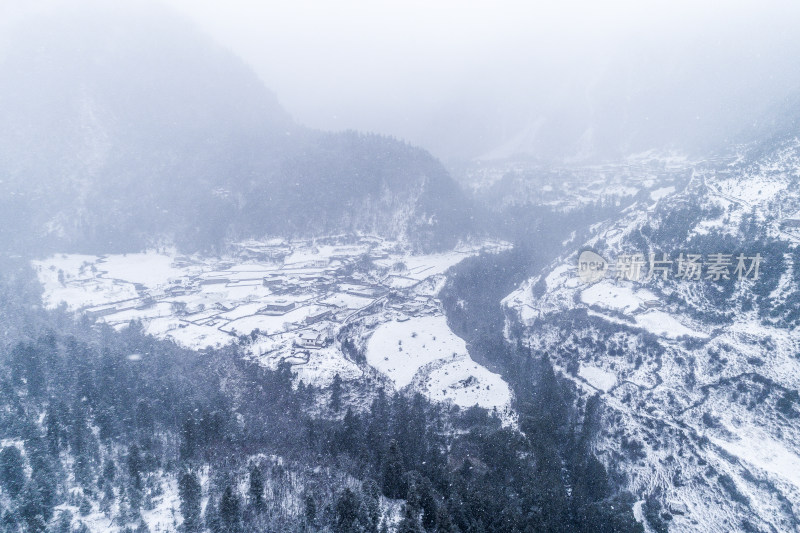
634,309,706,339
418,357,512,413
580,282,656,314
578,364,617,392
366,316,513,420
649,186,675,202
710,430,800,492
366,316,468,388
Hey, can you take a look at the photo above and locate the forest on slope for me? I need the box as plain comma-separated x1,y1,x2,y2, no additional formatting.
0,6,470,255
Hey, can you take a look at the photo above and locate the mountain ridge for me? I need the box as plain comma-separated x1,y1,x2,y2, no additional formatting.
0,4,471,255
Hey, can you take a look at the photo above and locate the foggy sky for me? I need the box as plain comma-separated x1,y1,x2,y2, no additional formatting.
161,0,800,162
7,0,800,162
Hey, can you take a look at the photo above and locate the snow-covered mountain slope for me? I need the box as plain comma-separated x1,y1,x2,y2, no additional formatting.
503,137,800,532
457,150,692,211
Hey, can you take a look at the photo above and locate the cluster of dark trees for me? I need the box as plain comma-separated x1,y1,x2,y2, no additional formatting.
439,247,645,533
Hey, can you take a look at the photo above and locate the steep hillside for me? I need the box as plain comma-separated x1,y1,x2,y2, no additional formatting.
503,137,800,532
0,5,470,254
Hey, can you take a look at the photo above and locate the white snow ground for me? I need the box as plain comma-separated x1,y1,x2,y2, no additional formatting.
365,316,513,419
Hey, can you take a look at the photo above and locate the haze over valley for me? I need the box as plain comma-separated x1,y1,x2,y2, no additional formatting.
1,2,800,532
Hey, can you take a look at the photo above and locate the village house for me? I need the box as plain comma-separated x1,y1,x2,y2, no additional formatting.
781,211,800,229
166,286,188,296
262,277,285,287
85,306,120,320
259,300,296,315
304,309,334,325
296,331,330,349
343,285,385,298
640,299,661,310
199,278,229,286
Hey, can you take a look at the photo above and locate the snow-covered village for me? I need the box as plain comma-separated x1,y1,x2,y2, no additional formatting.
33,238,514,418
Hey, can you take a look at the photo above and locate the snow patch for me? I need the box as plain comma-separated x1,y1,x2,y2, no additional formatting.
366,316,468,388
650,186,675,202
578,364,617,392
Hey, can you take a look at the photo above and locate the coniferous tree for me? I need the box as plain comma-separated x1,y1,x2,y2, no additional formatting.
78,496,92,516
334,488,369,533
18,473,55,532
396,501,423,533
364,389,390,474
334,489,356,532
248,465,265,512
179,471,202,532
181,416,199,461
100,482,115,514
44,402,61,456
205,497,221,533
330,373,343,412
382,440,405,499
102,459,116,484
12,343,45,398
362,479,382,529
54,510,73,533
304,493,317,526
0,446,25,498
135,518,151,533
434,504,457,533
219,486,241,533
339,407,361,455
415,475,438,530
127,444,143,490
